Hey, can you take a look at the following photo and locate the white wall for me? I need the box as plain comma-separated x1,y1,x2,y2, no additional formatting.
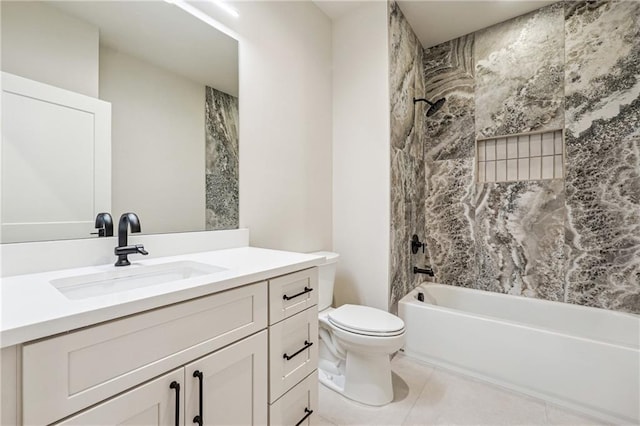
198,1,333,253
99,46,206,235
0,1,99,97
331,3,391,311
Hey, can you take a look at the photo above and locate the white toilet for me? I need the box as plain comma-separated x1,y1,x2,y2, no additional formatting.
311,251,405,406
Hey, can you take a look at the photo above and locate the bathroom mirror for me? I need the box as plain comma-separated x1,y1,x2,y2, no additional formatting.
0,0,239,243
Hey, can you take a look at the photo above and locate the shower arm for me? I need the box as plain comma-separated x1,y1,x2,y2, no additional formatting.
413,97,435,106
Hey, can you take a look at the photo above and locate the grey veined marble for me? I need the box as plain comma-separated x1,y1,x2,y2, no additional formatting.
423,35,475,161
205,86,239,230
565,0,640,139
389,0,428,311
475,180,566,301
388,0,639,314
424,159,476,288
475,3,564,138
564,0,640,313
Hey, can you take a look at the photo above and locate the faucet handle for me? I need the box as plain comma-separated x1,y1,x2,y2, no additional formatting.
411,234,425,254
135,244,149,256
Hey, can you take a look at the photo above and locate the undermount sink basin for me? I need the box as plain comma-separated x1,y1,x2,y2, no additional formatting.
50,261,227,300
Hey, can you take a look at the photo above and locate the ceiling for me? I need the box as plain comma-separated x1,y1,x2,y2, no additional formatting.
397,1,557,48
51,1,239,96
314,0,557,48
313,1,366,20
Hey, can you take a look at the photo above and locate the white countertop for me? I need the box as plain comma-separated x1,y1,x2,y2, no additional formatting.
0,247,324,348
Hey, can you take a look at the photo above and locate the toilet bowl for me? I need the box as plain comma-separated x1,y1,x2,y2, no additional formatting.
311,251,406,406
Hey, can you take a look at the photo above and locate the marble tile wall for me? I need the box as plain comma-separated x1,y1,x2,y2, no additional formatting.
424,159,476,288
389,0,428,311
474,180,566,301
423,34,475,162
205,86,239,230
563,0,640,312
389,0,640,314
420,33,477,291
475,3,565,138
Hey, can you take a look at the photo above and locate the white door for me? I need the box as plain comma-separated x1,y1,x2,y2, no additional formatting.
185,330,268,426
54,369,184,426
1,72,111,243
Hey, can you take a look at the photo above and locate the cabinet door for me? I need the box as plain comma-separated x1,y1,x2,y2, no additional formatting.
185,330,268,426
54,369,184,426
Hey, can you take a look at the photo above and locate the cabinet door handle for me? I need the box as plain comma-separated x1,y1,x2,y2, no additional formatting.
294,408,314,426
169,381,180,426
283,286,313,301
283,340,313,361
193,370,203,425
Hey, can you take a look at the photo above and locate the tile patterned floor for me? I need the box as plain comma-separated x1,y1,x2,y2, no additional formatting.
318,354,608,426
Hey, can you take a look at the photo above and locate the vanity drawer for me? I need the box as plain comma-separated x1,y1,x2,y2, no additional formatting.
270,372,318,426
269,306,318,403
22,281,267,426
269,268,318,324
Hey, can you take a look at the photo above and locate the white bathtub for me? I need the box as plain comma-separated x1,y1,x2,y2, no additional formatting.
398,283,640,424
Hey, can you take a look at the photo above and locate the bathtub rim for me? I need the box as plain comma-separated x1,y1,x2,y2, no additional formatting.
400,283,640,351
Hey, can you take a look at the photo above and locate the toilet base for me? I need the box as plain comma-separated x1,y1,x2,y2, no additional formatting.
318,352,393,406
318,367,346,395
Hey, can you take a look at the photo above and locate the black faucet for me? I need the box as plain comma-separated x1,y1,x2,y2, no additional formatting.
413,266,435,276
92,212,114,237
114,212,148,266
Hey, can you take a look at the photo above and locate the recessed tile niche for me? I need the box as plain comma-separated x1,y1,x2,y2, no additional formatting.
477,130,564,183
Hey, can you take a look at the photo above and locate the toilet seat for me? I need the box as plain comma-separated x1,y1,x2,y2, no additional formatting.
327,304,405,337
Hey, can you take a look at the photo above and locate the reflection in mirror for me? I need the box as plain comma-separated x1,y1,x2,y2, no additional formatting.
0,1,239,243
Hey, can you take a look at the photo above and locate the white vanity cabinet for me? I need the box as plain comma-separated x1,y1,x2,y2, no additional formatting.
22,282,268,425
1,265,320,426
54,331,268,426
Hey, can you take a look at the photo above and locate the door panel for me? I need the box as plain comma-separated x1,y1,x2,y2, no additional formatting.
185,331,268,426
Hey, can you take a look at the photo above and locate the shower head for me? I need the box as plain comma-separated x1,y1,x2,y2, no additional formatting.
413,97,446,117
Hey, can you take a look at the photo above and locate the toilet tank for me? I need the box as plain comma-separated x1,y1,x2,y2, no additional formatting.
309,251,340,311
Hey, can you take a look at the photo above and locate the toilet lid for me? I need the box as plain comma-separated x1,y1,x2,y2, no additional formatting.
328,304,405,336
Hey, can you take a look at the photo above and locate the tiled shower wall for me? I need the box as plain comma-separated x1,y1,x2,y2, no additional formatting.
205,87,239,230
389,0,640,313
389,1,428,311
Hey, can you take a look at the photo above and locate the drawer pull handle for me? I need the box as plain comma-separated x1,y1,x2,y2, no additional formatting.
193,370,204,426
283,340,313,361
169,381,180,426
283,286,313,301
295,408,314,426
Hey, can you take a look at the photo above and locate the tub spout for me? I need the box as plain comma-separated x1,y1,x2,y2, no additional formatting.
413,266,434,276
